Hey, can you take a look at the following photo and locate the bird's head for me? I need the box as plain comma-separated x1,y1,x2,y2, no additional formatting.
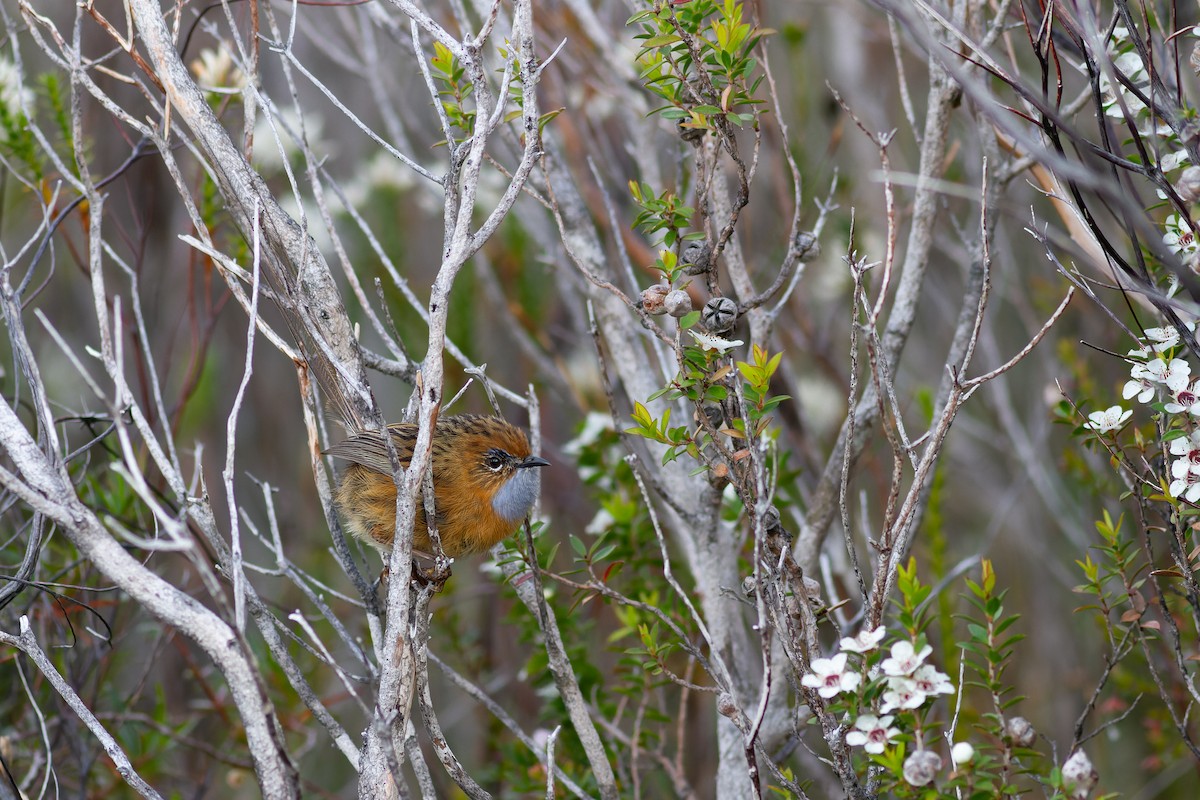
439,416,550,523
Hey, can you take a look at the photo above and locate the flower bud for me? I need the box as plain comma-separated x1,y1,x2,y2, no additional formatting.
950,741,974,765
1178,166,1200,205
639,285,670,315
664,289,693,318
1061,750,1097,799
902,750,942,786
1005,716,1036,748
701,296,738,333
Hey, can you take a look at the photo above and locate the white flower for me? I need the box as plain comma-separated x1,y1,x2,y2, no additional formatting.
1122,364,1157,403
1141,356,1190,384
951,741,975,766
880,677,926,713
584,508,615,535
1165,379,1200,415
801,653,861,699
1164,214,1198,255
253,108,329,173
561,412,616,457
1112,50,1147,81
1162,150,1190,172
1169,458,1200,502
911,664,955,697
1144,326,1184,352
1083,405,1131,432
190,44,246,92
838,625,886,654
845,714,899,754
881,641,932,676
1170,428,1200,461
0,57,32,118
689,330,743,353
903,750,943,786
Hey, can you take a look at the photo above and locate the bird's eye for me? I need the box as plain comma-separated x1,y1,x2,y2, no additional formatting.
485,453,504,471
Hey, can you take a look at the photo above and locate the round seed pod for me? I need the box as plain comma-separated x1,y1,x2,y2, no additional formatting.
682,241,713,274
639,285,669,315
664,289,692,318
902,750,942,787
701,296,737,333
1005,716,1036,748
1178,166,1200,204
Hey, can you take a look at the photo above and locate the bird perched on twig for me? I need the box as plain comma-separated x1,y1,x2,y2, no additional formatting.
327,414,549,557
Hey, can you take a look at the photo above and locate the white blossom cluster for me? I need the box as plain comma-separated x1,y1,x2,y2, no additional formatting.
1091,325,1200,502
801,627,970,785
1101,27,1200,279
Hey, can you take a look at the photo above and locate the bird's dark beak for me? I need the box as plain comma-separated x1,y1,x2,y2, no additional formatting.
519,455,550,469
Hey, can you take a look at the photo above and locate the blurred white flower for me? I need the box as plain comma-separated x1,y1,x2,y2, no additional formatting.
845,714,899,754
1168,457,1200,502
838,625,886,654
253,108,328,173
1164,214,1198,255
1122,363,1157,403
1161,149,1190,172
0,56,32,141
880,641,932,677
1164,379,1200,415
880,677,925,713
911,664,955,697
190,44,246,93
1083,405,1131,433
1168,429,1200,468
1144,326,1184,352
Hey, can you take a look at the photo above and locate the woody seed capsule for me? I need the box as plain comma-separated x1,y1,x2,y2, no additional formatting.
1005,716,1036,748
701,296,737,333
682,241,713,274
664,289,692,317
640,285,670,315
1178,166,1200,204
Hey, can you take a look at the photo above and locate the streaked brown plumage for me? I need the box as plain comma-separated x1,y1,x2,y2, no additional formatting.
327,414,548,557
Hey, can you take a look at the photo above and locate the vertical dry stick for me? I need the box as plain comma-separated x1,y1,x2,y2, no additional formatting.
223,201,262,634
543,726,561,800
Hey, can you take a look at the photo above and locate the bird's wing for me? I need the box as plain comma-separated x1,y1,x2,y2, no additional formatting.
324,426,417,475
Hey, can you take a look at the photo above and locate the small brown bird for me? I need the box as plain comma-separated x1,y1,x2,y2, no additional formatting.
327,414,549,557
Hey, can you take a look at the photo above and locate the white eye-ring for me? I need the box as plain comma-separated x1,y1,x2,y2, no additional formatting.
485,452,505,471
